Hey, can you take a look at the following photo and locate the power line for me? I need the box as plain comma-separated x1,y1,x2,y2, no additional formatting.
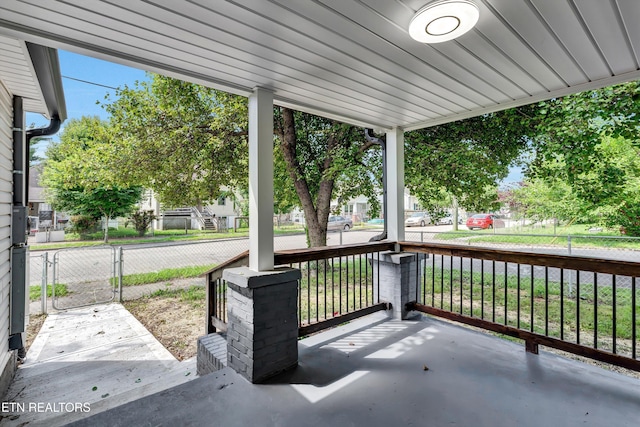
62,75,118,90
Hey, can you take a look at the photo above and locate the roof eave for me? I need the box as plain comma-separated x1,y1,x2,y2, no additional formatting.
25,42,66,122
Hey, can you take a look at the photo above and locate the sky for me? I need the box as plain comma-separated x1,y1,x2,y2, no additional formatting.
27,50,523,183
27,50,148,156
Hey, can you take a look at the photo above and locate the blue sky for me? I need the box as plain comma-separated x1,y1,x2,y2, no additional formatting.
27,50,148,155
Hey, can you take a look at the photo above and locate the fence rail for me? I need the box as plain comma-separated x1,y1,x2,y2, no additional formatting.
398,241,640,372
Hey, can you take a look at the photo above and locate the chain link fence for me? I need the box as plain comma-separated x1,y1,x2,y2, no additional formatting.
404,230,640,262
29,228,638,314
28,230,379,313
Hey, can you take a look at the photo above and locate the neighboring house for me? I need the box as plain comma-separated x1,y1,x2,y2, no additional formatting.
0,38,66,396
140,188,244,230
27,165,66,232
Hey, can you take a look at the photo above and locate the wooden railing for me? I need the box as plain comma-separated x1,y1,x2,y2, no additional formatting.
205,242,395,335
275,242,395,336
398,241,640,372
205,240,640,371
205,250,248,334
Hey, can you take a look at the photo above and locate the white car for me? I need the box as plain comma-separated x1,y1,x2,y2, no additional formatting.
405,212,431,227
437,215,463,225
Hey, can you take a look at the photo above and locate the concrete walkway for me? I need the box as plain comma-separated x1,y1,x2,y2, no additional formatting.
1,303,196,426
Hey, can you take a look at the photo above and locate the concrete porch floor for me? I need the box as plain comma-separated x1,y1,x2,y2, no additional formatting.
70,312,640,427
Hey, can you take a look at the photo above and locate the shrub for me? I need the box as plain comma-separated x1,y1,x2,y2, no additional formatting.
70,215,99,237
128,210,157,237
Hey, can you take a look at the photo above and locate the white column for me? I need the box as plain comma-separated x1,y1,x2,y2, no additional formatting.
386,127,405,242
248,87,274,271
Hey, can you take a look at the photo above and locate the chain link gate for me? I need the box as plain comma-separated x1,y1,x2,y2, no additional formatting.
51,246,122,310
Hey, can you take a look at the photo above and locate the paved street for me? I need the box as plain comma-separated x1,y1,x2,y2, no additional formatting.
27,226,640,310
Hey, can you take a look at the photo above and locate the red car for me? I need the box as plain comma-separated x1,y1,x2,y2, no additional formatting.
466,214,504,230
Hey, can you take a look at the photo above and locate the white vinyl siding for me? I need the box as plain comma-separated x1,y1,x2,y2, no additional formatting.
0,81,13,371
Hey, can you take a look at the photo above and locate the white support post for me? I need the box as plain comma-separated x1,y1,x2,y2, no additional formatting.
248,87,274,271
386,127,405,242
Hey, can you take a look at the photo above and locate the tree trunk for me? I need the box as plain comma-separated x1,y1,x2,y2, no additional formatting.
452,196,459,231
103,215,110,243
279,108,334,247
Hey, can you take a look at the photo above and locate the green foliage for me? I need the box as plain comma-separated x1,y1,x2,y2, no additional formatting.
148,286,206,308
119,265,216,287
128,210,156,237
104,74,383,247
69,215,99,236
511,178,585,223
405,106,539,213
42,116,144,242
275,108,382,246
530,81,640,184
104,75,248,208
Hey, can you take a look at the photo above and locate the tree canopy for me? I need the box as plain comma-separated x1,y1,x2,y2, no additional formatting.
104,74,382,247
104,77,248,207
42,116,143,242
405,106,539,216
517,81,640,234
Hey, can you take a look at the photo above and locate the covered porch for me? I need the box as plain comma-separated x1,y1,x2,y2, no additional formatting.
1,1,640,424
73,311,639,427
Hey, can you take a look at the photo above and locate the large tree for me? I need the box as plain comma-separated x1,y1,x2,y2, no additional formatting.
105,74,548,246
104,77,248,207
105,74,382,247
42,116,143,242
522,81,640,234
405,106,540,220
529,81,640,183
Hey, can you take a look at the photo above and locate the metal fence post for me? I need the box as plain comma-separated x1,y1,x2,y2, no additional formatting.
118,246,124,302
567,235,572,255
421,231,424,242
41,252,48,314
339,230,343,245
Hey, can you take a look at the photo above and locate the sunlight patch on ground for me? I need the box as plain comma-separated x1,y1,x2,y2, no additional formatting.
291,371,370,403
365,326,437,359
320,322,408,353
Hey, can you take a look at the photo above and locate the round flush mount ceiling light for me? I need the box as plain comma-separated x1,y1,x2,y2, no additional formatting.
409,0,479,43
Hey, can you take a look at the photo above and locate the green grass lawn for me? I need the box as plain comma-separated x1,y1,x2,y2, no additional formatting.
29,283,69,301
297,257,376,325
432,222,640,250
112,264,217,287
420,265,639,354
30,225,309,251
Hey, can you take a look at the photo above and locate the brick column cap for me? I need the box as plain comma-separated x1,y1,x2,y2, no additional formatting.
374,251,419,265
223,266,301,289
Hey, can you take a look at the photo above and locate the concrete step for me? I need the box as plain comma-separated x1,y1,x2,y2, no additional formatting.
197,333,227,376
23,358,198,427
0,303,199,427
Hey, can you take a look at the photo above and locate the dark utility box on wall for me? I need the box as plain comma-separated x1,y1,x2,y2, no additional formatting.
10,246,27,335
12,206,26,246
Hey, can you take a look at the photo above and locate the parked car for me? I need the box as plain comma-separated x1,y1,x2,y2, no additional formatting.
436,215,462,225
405,212,431,227
466,214,504,230
327,215,353,231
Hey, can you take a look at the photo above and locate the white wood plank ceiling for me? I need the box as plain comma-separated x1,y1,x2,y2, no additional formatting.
0,34,48,116
0,0,638,130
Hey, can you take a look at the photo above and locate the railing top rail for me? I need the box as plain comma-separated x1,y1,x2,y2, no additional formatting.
423,230,640,241
274,241,395,265
202,250,249,279
399,241,640,277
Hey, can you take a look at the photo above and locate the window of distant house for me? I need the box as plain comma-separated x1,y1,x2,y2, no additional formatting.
218,196,226,206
